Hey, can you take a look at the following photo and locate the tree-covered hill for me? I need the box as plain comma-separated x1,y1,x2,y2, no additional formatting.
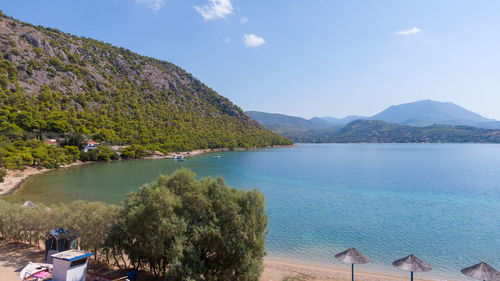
246,111,342,142
0,11,291,163
327,120,500,143
249,110,500,143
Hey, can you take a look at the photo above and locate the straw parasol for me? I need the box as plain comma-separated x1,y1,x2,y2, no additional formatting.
22,200,37,208
392,254,432,281
335,247,370,281
461,262,500,281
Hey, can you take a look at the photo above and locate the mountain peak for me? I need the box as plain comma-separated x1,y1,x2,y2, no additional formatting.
372,100,493,126
305,100,499,129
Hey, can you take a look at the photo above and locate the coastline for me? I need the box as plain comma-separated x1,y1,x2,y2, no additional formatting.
0,239,441,281
262,258,440,281
0,161,88,197
150,145,296,159
0,145,295,199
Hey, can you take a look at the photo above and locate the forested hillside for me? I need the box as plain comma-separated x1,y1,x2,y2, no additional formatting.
328,120,500,143
0,11,290,169
250,109,500,143
246,111,341,142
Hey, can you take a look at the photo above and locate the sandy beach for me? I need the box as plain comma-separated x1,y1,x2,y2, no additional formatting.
0,238,440,281
0,239,46,281
1,166,66,197
261,258,439,281
152,145,295,159
0,162,89,197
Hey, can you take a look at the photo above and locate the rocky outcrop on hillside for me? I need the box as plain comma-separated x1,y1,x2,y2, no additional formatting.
0,11,291,151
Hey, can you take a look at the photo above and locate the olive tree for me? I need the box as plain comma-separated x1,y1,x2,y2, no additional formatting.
106,169,268,281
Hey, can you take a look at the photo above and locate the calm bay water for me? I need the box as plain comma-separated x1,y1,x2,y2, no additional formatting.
5,144,500,280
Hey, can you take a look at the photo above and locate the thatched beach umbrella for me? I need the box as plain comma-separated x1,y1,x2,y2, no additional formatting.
22,200,37,208
335,247,370,281
392,254,432,281
461,262,500,281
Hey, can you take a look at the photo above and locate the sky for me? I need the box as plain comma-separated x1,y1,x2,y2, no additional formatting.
2,0,500,119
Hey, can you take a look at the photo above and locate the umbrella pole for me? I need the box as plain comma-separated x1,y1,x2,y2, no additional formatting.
351,263,354,281
411,271,413,281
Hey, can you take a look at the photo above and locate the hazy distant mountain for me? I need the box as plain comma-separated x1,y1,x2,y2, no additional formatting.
247,100,500,143
246,111,324,132
314,116,369,125
246,111,341,142
308,117,335,126
372,100,500,128
317,100,500,129
328,120,500,143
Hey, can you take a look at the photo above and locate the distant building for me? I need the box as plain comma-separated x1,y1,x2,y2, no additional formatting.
45,139,58,145
81,141,100,152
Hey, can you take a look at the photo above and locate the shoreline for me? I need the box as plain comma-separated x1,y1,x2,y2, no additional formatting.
0,145,295,199
0,161,88,197
262,258,443,281
0,239,442,281
149,145,296,159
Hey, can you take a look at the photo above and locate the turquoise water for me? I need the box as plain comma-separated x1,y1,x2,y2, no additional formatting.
5,144,500,280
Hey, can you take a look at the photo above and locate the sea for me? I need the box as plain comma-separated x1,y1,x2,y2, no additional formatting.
5,144,500,280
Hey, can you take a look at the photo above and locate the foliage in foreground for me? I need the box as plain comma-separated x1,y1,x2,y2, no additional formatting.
0,199,119,257
0,169,268,280
106,169,268,280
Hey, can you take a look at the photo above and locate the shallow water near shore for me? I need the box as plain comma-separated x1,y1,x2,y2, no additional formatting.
5,144,500,280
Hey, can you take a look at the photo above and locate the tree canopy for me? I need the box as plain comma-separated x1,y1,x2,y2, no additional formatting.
107,169,268,280
0,169,269,280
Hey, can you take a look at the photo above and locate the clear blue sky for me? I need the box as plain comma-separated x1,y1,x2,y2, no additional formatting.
2,0,500,119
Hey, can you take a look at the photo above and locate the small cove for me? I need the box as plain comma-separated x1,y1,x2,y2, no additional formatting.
5,143,500,280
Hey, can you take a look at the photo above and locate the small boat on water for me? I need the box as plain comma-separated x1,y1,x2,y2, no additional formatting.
212,155,221,158
174,155,185,161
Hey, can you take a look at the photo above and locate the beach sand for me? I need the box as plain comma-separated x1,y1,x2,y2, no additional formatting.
0,166,50,197
261,258,440,281
0,162,88,197
0,239,437,281
0,239,45,281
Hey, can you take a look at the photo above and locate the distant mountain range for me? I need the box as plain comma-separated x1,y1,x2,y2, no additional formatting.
244,111,342,143
313,100,500,128
247,100,500,143
329,120,500,143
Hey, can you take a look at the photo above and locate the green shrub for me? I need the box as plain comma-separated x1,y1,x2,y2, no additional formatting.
47,56,64,71
0,169,268,280
120,144,148,159
64,146,80,162
106,169,268,280
0,199,119,256
79,152,91,162
0,168,6,182
3,153,32,169
110,152,119,160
